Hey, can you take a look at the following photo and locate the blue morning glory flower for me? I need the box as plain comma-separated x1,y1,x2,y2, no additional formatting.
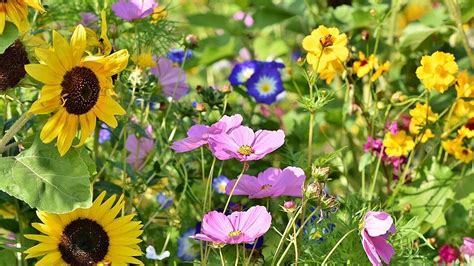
156,192,173,209
245,236,264,249
228,61,259,86
98,124,111,144
177,227,200,261
247,65,284,104
167,48,193,64
212,175,230,194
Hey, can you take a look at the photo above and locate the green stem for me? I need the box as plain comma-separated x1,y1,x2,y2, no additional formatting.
0,112,32,154
223,164,247,213
321,228,356,265
219,248,225,266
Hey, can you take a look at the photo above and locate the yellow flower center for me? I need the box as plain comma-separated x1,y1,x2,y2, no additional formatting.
261,83,271,92
238,145,253,156
260,184,272,190
435,65,447,76
228,230,242,237
320,34,335,48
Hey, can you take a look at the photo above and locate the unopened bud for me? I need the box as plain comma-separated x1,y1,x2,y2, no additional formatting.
305,182,323,198
220,84,232,94
194,102,205,112
184,34,199,49
312,166,331,181
369,9,376,16
361,30,370,41
403,203,412,213
296,57,305,66
428,238,436,246
283,201,297,213
376,101,385,109
196,85,203,93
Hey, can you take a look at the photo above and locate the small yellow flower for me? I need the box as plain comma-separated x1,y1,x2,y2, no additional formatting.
455,71,474,98
416,51,458,93
383,130,415,157
458,125,474,139
442,137,472,163
371,61,391,82
0,0,45,34
319,60,345,84
151,6,167,23
408,103,439,135
353,52,375,78
416,128,434,143
302,25,349,73
132,52,156,69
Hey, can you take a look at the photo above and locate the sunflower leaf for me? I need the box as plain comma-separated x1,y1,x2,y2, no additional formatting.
0,22,19,54
0,137,92,213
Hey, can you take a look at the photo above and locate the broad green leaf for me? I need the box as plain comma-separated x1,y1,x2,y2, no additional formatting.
197,37,236,66
187,13,229,29
0,138,92,213
253,5,295,28
254,38,289,58
0,22,19,54
0,249,16,266
399,24,437,50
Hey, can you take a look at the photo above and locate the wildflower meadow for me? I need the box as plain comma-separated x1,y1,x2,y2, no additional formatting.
0,0,473,265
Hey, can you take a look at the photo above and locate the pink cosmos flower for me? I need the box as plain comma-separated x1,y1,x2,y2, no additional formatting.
151,58,189,100
361,211,396,266
171,114,243,152
225,167,306,198
209,126,285,162
460,237,474,263
439,244,459,264
112,0,157,21
233,11,254,27
191,206,271,245
126,125,154,170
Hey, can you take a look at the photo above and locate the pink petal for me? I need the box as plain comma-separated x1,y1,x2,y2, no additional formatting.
201,211,233,243
171,137,207,153
362,231,383,266
364,211,394,237
216,114,243,133
125,135,139,152
208,133,240,160
230,126,255,147
225,174,260,196
234,206,272,241
371,235,395,264
188,124,210,138
252,129,285,156
276,167,306,197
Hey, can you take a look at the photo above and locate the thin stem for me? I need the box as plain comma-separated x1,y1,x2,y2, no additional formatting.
223,163,247,213
235,245,239,266
219,248,225,266
0,112,32,154
307,112,315,166
321,228,356,265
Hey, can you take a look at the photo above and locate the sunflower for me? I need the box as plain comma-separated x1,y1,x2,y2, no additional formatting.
25,24,129,156
0,0,45,34
25,192,143,265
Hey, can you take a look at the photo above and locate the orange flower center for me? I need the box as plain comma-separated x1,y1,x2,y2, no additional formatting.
435,65,447,76
320,34,335,48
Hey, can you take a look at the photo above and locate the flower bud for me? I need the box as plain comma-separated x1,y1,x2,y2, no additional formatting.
312,166,331,181
282,201,297,213
219,84,232,94
361,30,370,41
194,102,205,112
305,182,323,198
184,34,199,49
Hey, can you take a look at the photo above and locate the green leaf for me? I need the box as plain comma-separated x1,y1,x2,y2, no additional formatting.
253,5,295,28
399,24,437,50
187,13,229,29
0,249,16,266
0,22,19,54
0,138,92,213
197,36,236,66
358,153,375,172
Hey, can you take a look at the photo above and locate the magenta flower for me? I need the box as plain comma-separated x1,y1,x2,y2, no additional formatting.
191,206,271,245
209,126,285,162
233,11,254,27
151,57,189,100
364,136,383,154
439,244,459,264
361,211,396,266
225,167,306,198
126,125,154,170
460,237,474,263
112,0,157,21
171,114,243,152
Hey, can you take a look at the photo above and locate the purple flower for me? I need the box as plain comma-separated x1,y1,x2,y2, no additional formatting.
225,167,306,198
439,244,459,264
386,122,399,134
99,124,111,144
112,0,157,21
364,136,383,154
126,125,154,170
80,12,99,26
171,114,243,153
151,57,189,100
167,48,193,64
209,126,285,162
213,175,230,194
229,61,258,86
156,192,173,209
191,206,272,245
177,227,200,261
361,211,396,266
233,11,254,27
460,237,474,263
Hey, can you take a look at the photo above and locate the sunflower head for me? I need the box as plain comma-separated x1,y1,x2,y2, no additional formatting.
0,39,29,91
25,24,129,156
25,191,144,265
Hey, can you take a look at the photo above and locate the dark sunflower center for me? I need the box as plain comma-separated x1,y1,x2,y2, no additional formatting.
0,39,29,91
61,67,100,115
58,218,109,266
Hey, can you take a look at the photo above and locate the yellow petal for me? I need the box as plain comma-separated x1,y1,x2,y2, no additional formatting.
29,97,61,115
56,114,78,156
70,25,87,66
52,31,73,71
0,12,5,34
36,252,62,266
34,48,66,76
25,64,62,85
40,109,66,143
25,0,46,12
93,105,118,128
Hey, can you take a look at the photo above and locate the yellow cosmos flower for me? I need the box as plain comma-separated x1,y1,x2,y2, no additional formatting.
442,137,473,163
302,25,349,72
409,103,439,135
455,71,474,98
25,25,129,156
458,125,474,139
383,130,415,157
415,51,458,93
353,52,375,78
151,6,167,23
319,59,345,84
0,0,45,34
24,192,143,265
132,52,156,69
416,128,434,143
371,61,391,82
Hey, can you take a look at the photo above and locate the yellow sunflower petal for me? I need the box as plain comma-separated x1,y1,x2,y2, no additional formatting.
70,25,87,66
40,108,66,143
36,252,63,266
52,31,73,71
29,97,61,115
34,48,67,76
24,234,60,243
93,105,118,128
0,12,5,34
25,64,62,85
25,0,46,12
75,111,96,147
56,114,78,156
40,85,62,101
